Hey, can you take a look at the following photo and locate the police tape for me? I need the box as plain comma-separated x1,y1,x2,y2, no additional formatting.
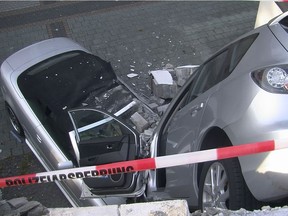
0,138,287,188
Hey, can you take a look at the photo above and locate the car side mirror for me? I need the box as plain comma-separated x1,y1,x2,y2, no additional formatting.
57,161,74,170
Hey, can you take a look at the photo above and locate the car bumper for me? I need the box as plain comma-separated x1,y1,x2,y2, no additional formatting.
241,145,288,202
225,90,288,202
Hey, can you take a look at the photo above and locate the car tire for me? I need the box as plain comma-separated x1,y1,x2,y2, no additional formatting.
6,105,24,137
198,158,257,211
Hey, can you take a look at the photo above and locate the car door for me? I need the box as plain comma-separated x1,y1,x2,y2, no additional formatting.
159,49,231,198
68,108,145,197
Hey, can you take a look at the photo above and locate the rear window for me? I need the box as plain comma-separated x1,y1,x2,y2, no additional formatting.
280,16,288,33
229,33,258,73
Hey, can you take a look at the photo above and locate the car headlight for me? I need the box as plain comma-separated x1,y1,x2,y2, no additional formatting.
252,66,288,94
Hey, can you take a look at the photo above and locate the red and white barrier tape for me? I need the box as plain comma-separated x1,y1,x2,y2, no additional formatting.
0,139,287,188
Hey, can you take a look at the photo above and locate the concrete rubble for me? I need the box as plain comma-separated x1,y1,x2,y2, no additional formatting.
175,65,199,86
157,103,170,115
2,196,288,216
149,65,199,99
127,73,139,78
150,70,174,85
130,112,149,132
150,69,177,99
0,197,48,216
192,206,288,216
48,200,190,216
142,64,199,117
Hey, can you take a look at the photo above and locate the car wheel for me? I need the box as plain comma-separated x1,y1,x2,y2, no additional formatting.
198,158,255,211
6,105,24,137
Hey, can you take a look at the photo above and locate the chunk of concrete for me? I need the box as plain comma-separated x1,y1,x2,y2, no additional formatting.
2,198,48,216
157,103,170,115
130,112,149,132
149,96,165,105
17,201,45,215
143,128,154,137
127,73,138,78
119,200,190,216
48,205,119,216
175,65,199,86
151,79,177,99
149,69,178,99
150,70,173,85
163,63,175,73
47,200,190,216
0,200,12,215
7,197,28,208
147,102,159,110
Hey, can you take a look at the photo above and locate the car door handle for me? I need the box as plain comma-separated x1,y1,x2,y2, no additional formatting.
190,103,204,115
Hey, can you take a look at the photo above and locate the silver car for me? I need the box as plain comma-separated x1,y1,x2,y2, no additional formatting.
0,37,159,207
2,12,288,210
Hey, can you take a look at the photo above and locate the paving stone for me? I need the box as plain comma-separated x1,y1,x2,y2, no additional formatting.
11,147,24,156
22,145,31,154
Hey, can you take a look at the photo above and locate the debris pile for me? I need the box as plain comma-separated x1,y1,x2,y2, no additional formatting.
146,64,199,115
126,64,199,116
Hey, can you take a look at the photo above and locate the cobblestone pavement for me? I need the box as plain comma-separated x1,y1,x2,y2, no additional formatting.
0,0,259,208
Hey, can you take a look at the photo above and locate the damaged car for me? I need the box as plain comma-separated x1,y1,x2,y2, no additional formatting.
0,38,159,206
3,11,288,211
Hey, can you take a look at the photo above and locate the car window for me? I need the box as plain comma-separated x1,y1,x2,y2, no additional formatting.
229,34,258,72
69,109,126,142
185,34,258,104
186,49,229,103
68,109,138,167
